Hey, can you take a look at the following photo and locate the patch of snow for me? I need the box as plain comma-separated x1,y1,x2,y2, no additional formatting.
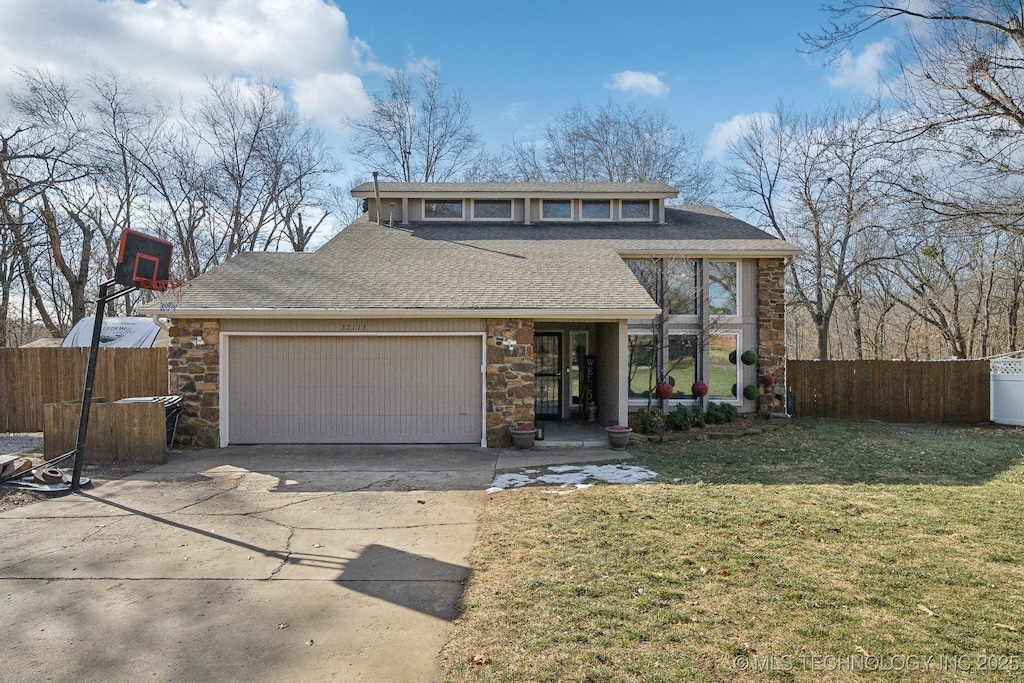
487,464,658,492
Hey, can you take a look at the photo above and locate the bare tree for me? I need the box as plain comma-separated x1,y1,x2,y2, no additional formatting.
725,103,901,359
806,1,1024,233
345,67,481,182
505,101,716,203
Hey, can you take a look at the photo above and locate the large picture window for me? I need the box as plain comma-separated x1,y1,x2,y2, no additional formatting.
627,334,657,399
668,334,698,398
665,259,697,315
625,259,660,302
709,261,738,316
424,200,463,219
708,334,739,399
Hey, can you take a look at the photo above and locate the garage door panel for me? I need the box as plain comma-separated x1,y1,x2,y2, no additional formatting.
228,336,481,444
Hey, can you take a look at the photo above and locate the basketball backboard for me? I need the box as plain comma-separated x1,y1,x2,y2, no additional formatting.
114,229,173,289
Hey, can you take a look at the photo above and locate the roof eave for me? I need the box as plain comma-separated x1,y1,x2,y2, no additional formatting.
616,248,803,258
143,306,662,320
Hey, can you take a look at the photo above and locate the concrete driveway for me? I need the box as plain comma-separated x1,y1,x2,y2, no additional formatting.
0,444,621,682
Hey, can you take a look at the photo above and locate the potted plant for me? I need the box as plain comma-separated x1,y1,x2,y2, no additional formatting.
605,424,633,450
510,424,537,450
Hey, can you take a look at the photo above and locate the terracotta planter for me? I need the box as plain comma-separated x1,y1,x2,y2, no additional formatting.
510,428,537,450
605,426,632,450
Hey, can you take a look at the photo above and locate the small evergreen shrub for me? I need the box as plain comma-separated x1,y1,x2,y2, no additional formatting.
705,401,738,424
666,404,692,431
743,383,760,401
637,408,663,434
690,404,706,428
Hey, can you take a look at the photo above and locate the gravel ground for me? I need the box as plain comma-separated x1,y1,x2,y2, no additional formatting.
0,432,148,513
0,432,43,457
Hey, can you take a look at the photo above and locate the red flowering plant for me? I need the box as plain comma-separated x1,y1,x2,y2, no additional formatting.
607,425,631,431
760,373,775,388
691,380,709,398
513,424,535,431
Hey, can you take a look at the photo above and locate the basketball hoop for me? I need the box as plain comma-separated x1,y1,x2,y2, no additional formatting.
137,279,191,313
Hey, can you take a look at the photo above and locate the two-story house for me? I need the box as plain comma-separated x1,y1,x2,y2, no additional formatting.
163,182,800,448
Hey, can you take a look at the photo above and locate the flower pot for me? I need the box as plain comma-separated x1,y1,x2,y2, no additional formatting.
510,428,537,450
605,426,632,450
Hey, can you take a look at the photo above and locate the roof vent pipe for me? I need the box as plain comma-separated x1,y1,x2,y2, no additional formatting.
372,171,382,225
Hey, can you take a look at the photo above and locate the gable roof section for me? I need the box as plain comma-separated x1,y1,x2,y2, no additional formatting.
166,221,661,318
162,205,799,318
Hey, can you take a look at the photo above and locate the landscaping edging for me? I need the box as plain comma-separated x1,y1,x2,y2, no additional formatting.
629,418,790,444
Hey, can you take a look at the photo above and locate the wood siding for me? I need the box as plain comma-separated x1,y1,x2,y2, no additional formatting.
226,335,482,444
0,348,168,432
788,360,990,423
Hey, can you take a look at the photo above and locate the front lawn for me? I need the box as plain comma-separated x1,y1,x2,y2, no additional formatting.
444,421,1024,682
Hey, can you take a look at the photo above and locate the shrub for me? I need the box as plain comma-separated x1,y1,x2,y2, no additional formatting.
743,383,760,401
690,404,706,428
691,380,708,397
705,401,738,424
666,404,692,431
637,408,663,434
741,350,758,365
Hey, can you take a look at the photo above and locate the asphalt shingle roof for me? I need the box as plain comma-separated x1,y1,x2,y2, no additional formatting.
167,205,799,315
350,181,678,195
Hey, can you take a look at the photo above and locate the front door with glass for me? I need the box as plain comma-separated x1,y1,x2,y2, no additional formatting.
534,332,562,420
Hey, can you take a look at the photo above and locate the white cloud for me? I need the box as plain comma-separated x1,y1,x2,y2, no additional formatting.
0,0,370,128
604,70,670,97
705,112,773,162
500,101,531,123
827,40,891,92
292,72,372,128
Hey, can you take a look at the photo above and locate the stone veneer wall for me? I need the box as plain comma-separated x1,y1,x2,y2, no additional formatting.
168,318,220,447
485,319,534,448
756,258,787,398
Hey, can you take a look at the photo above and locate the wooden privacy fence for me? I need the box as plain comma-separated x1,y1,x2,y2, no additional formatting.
44,399,167,464
787,360,990,424
0,347,168,432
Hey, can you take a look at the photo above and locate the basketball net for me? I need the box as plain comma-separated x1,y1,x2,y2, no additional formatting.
137,279,191,313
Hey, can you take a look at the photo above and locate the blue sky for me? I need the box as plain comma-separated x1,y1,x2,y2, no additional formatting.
343,0,886,161
0,0,890,173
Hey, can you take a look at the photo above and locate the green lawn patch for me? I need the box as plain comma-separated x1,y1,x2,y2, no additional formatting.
445,421,1024,682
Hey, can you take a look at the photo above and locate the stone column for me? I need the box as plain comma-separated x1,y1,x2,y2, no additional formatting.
168,318,220,447
756,258,787,410
485,319,534,447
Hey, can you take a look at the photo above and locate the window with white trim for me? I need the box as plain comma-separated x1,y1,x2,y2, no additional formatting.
472,199,512,220
668,334,698,398
627,334,657,399
665,259,697,316
424,199,463,219
708,334,739,400
541,199,572,219
581,199,611,220
621,199,651,220
709,261,738,316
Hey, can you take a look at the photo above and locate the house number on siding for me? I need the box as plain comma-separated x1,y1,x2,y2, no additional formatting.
339,324,369,332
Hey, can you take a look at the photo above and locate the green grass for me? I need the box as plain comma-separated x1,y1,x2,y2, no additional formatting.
444,421,1024,682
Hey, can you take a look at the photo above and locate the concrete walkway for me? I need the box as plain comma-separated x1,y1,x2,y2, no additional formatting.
0,444,625,683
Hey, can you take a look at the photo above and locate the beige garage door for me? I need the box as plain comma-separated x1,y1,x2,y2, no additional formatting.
227,335,482,444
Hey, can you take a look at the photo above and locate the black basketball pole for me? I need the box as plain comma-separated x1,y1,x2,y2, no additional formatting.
70,279,137,491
